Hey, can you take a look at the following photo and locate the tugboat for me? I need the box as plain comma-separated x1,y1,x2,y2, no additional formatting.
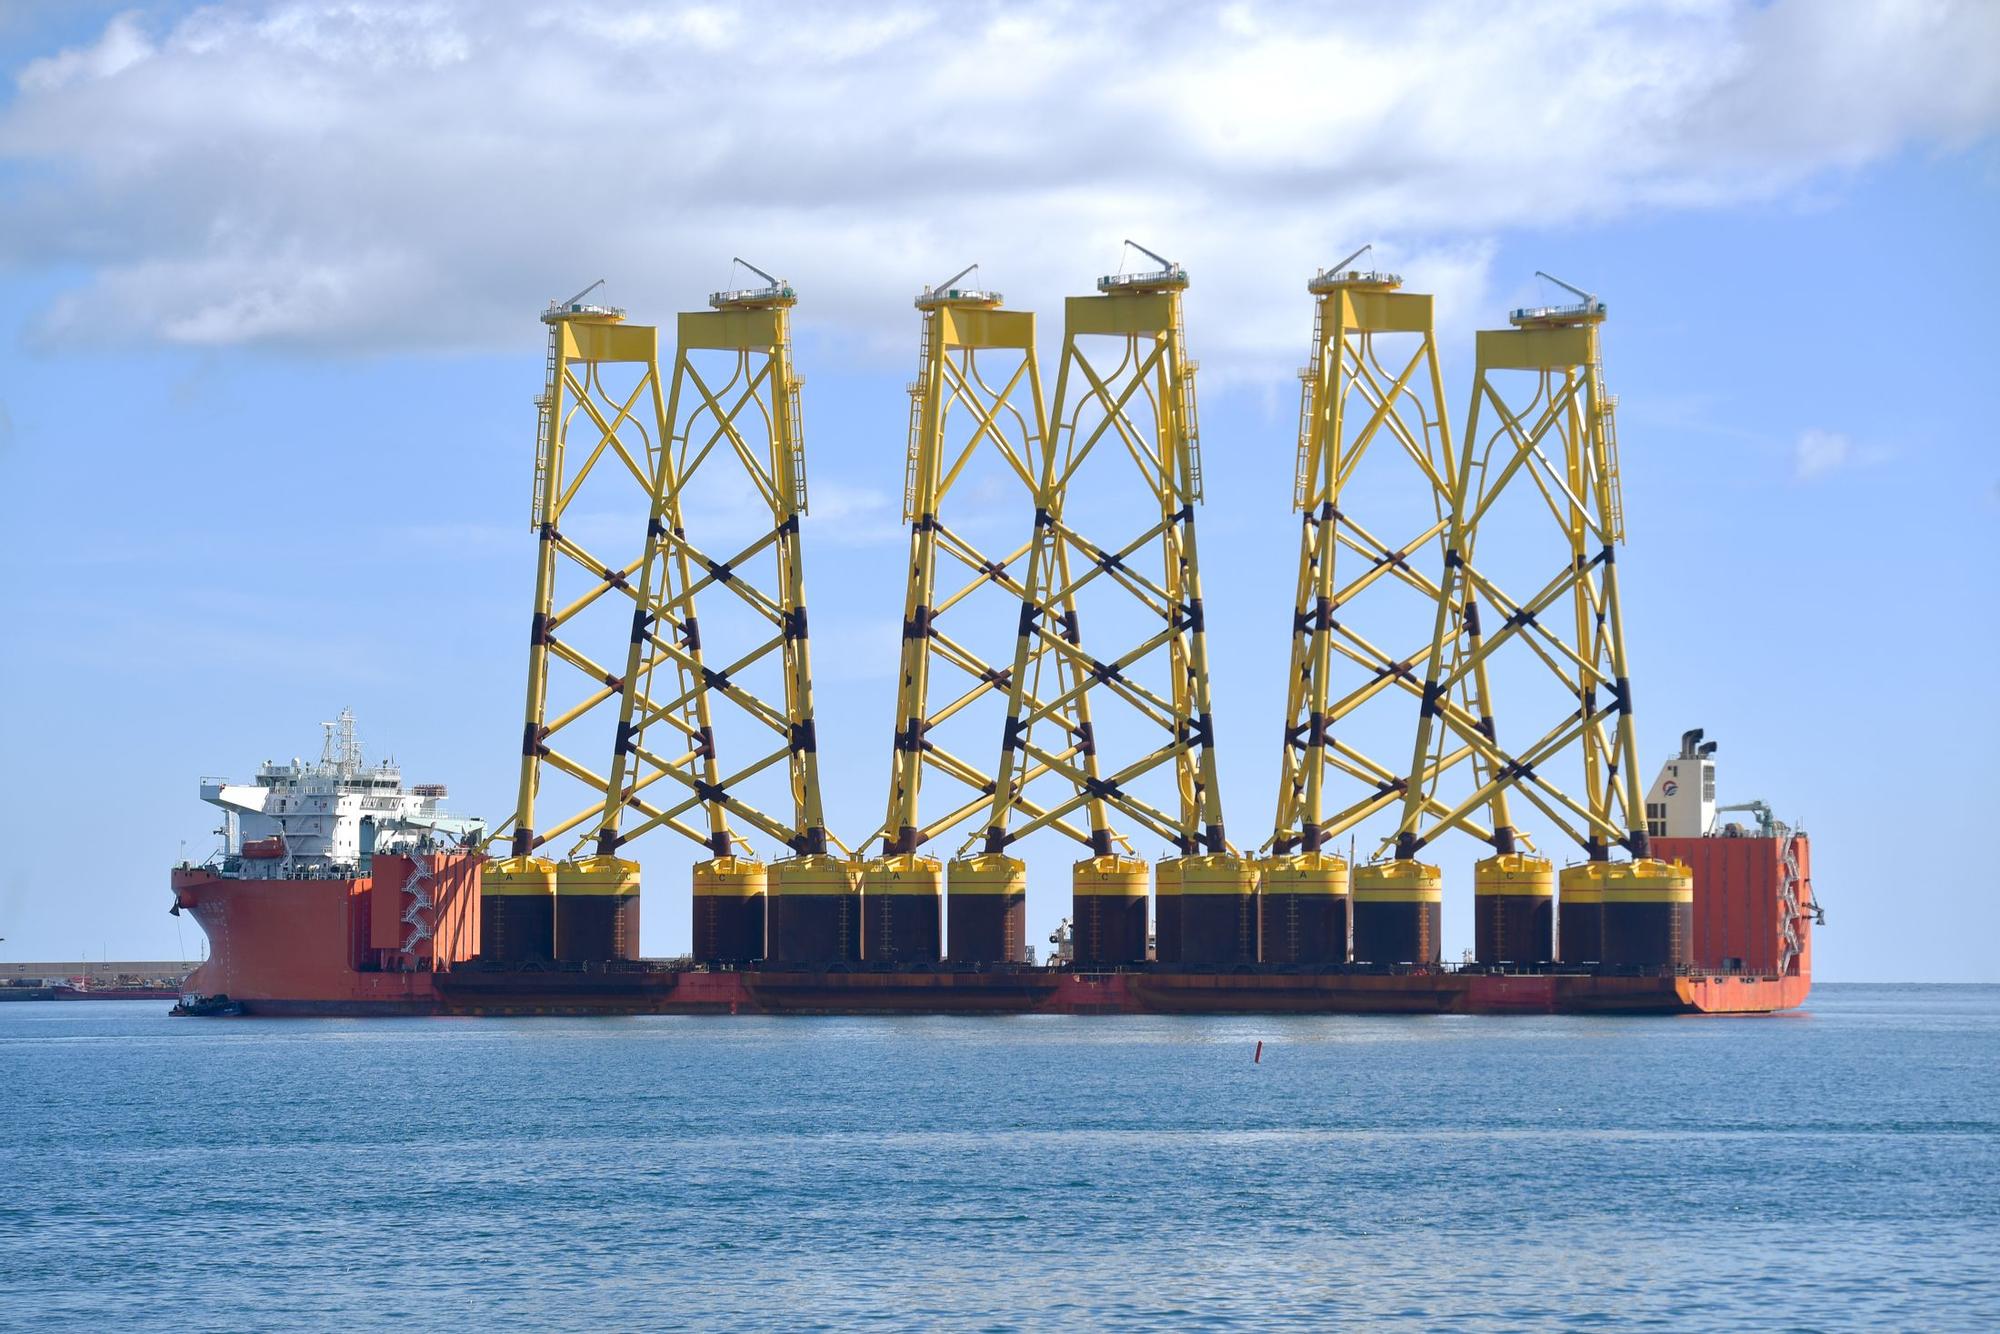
170,994,243,1017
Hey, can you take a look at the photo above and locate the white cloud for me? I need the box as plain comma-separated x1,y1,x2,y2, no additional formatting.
1791,426,1890,482
2,0,1996,370
15,12,154,92
1792,428,1854,480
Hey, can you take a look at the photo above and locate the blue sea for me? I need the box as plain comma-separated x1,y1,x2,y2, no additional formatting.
3,985,1996,1329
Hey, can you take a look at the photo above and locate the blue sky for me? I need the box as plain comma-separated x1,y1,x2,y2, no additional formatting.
0,1,1995,979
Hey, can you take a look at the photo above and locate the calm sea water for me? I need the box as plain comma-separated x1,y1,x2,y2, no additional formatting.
2,985,1996,1329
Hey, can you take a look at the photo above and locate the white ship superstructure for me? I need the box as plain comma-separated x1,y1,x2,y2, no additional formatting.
201,710,484,878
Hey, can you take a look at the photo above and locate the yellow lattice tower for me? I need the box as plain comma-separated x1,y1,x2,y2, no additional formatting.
1260,253,1507,964
583,262,842,964
493,283,664,959
874,271,1062,857
861,269,1078,964
1388,275,1672,966
508,286,672,860
592,264,823,850
977,243,1249,966
1268,253,1510,854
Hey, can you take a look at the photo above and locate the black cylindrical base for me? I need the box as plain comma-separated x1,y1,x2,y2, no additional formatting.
1559,901,1603,965
947,893,1024,965
767,893,862,965
1153,894,1182,964
1352,900,1441,966
1179,894,1257,965
864,890,941,965
481,894,553,963
555,895,638,963
1073,892,1148,965
1475,894,1553,965
1259,893,1348,965
694,892,764,964
1602,902,1692,969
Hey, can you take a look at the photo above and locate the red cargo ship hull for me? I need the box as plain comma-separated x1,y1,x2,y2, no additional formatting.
172,836,1813,1017
172,850,483,1016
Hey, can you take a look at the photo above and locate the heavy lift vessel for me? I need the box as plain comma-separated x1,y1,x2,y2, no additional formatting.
171,259,1819,1016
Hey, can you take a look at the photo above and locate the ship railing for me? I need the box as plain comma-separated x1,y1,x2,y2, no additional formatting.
1509,299,1607,323
708,284,796,307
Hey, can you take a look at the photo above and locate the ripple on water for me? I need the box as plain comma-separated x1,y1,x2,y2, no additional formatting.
1,986,1997,1328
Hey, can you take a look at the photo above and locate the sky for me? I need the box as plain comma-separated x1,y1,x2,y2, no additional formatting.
0,0,1995,980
